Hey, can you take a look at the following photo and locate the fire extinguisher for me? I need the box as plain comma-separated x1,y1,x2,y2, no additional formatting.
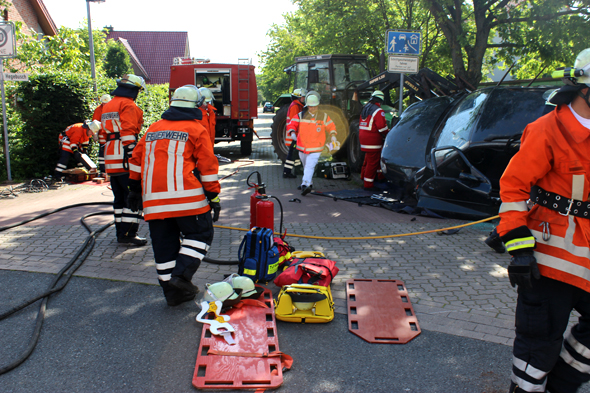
255,194,274,233
246,171,284,235
247,171,267,230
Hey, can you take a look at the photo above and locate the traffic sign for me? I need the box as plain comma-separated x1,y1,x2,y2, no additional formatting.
0,22,16,58
388,55,419,74
386,30,421,56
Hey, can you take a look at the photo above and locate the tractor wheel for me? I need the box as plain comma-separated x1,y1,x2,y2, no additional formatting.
271,105,289,162
347,120,364,173
240,138,252,156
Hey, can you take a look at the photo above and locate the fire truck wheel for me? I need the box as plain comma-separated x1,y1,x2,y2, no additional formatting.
240,139,252,156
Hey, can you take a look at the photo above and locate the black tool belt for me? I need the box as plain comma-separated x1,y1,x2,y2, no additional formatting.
106,132,120,141
531,185,590,218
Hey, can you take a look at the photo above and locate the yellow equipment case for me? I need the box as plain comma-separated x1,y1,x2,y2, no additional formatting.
275,283,334,323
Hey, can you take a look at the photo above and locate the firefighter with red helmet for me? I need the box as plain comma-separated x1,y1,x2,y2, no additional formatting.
359,90,389,191
197,87,216,151
286,92,338,196
93,94,111,175
54,120,100,179
127,85,221,307
282,88,307,178
497,48,590,392
101,74,147,246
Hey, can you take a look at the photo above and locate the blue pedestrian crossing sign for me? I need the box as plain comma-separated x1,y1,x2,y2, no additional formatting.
386,30,421,56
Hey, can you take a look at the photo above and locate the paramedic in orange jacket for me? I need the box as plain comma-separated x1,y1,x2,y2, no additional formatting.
359,90,389,190
93,94,111,175
282,88,306,178
127,85,221,307
101,74,146,246
286,92,338,196
198,87,216,150
498,48,590,393
54,120,100,178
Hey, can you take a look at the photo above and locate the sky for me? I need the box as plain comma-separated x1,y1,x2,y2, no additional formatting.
42,0,298,72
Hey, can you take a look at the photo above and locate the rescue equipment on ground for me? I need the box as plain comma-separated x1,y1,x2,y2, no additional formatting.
223,273,264,299
196,299,236,345
346,279,421,344
274,256,339,288
315,161,351,180
275,283,334,323
193,287,291,390
203,281,243,310
274,236,295,268
61,168,98,183
238,227,280,283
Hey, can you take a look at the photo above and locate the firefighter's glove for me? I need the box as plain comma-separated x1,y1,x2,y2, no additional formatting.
501,226,540,288
127,179,142,212
71,145,78,154
209,196,221,222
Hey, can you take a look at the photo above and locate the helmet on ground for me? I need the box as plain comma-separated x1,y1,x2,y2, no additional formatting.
199,87,214,103
291,88,308,98
171,85,202,108
100,94,111,104
574,48,590,86
305,93,320,107
116,74,146,91
371,90,385,102
204,281,242,309
223,274,263,299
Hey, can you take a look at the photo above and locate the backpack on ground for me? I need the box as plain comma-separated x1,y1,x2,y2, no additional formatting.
275,283,334,323
238,227,280,283
274,257,339,288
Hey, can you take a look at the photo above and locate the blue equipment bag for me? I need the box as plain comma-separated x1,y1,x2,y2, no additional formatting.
238,227,280,283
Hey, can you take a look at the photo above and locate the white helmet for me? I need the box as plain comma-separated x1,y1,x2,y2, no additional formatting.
88,120,101,133
292,88,308,98
371,90,385,101
305,94,320,107
100,94,111,104
171,85,202,108
223,274,263,299
199,87,214,103
203,281,242,309
574,48,590,86
116,74,146,91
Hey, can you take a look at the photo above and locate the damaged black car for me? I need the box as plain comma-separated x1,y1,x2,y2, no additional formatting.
381,85,556,219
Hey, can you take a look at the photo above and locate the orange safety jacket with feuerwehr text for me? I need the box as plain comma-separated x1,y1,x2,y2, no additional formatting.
498,104,590,292
101,96,144,175
287,110,337,154
59,123,90,153
128,119,220,221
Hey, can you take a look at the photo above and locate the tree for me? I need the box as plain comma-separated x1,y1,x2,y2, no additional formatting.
104,40,132,78
422,0,590,86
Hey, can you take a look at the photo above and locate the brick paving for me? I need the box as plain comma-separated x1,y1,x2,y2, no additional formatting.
0,111,579,348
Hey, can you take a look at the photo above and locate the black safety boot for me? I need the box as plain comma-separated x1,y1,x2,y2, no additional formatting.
169,276,200,294
283,172,297,178
166,291,197,307
484,228,505,253
301,185,312,196
117,235,148,246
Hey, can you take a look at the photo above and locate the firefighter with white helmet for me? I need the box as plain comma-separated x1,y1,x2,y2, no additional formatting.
197,87,216,151
92,94,112,175
101,74,146,246
359,90,389,191
54,120,100,178
128,84,221,307
497,48,590,392
282,87,308,178
286,91,338,196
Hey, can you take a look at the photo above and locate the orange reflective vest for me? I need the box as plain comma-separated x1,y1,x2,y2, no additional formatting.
101,96,144,174
498,105,590,292
128,119,220,221
285,100,304,146
59,123,90,153
198,105,217,150
359,103,389,151
92,103,107,145
286,110,337,154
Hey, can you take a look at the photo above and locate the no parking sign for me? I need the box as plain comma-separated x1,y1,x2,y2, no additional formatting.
0,22,16,58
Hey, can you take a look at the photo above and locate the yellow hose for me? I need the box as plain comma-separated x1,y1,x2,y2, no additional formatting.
214,215,499,240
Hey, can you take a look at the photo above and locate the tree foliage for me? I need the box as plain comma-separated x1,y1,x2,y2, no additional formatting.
104,40,132,78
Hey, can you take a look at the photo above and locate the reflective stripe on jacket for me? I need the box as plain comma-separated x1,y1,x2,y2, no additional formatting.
498,105,590,291
359,103,388,151
128,119,220,221
285,100,304,146
287,110,337,154
102,96,144,174
198,105,217,150
60,123,89,152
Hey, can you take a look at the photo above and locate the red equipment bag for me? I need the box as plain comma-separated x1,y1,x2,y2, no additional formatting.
274,257,339,288
274,236,295,268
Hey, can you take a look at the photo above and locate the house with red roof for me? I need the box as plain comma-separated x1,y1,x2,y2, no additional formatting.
105,29,189,85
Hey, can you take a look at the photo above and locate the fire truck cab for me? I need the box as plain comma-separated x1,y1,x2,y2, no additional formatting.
169,58,258,155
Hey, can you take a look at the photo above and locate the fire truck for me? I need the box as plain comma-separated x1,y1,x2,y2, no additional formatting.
169,58,258,155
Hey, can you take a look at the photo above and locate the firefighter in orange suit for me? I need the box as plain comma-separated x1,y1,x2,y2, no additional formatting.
54,120,100,178
282,88,306,178
198,87,216,151
127,85,221,307
497,48,590,393
93,94,111,175
101,74,147,246
286,92,338,196
359,90,389,191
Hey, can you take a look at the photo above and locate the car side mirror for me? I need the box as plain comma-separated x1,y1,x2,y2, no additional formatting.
309,69,319,84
